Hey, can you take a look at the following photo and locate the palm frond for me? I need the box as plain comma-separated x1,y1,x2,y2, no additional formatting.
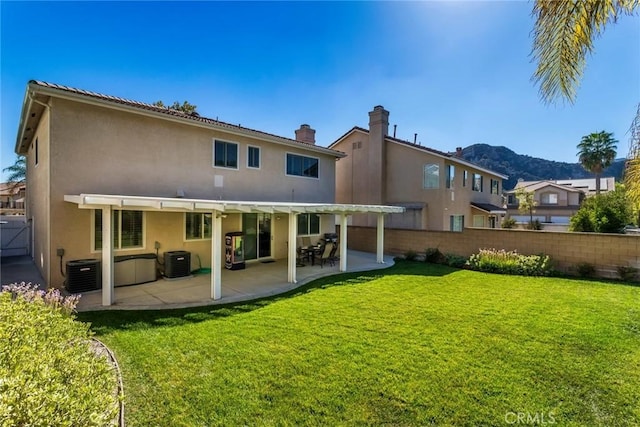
531,0,638,104
625,104,640,210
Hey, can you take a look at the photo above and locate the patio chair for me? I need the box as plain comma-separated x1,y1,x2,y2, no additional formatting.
316,243,335,268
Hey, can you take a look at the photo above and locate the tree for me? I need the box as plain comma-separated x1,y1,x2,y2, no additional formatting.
577,131,617,194
530,0,639,226
531,0,637,105
152,100,198,115
2,155,26,191
569,184,631,233
515,187,538,229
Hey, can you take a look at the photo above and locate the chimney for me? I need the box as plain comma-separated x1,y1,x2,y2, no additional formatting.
455,147,463,157
295,124,316,144
367,105,389,205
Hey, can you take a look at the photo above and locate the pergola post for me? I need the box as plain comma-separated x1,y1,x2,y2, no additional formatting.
101,206,114,306
376,213,385,263
339,214,348,272
211,212,222,300
288,213,297,283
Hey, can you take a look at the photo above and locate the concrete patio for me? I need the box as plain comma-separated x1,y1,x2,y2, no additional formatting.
76,250,395,311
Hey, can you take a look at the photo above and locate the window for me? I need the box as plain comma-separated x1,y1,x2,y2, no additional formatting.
463,170,468,187
507,194,517,205
423,164,439,189
286,153,319,178
185,213,212,240
213,140,238,169
297,213,320,235
247,146,260,169
450,215,464,232
472,173,483,192
446,165,455,189
541,192,558,205
94,210,144,250
491,179,500,195
35,138,39,165
473,215,485,227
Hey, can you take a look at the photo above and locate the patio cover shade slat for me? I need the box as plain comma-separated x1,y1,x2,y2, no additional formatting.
64,193,406,215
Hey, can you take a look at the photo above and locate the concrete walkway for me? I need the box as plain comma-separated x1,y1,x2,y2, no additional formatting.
1,255,46,288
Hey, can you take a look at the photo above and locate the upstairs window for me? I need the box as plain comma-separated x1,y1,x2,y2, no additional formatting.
247,146,260,169
491,179,500,195
541,192,558,205
446,165,455,189
463,170,468,187
472,173,483,192
185,213,212,240
213,140,238,169
423,164,439,189
286,154,319,178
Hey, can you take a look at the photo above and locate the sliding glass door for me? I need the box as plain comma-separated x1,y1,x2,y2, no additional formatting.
242,213,272,260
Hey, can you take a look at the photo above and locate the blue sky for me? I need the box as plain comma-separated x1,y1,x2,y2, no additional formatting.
1,1,638,180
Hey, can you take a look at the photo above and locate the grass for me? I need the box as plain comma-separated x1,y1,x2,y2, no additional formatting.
79,261,640,426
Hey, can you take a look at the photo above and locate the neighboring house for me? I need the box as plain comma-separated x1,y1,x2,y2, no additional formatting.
505,179,589,230
0,182,26,215
14,81,402,306
553,177,616,197
330,106,508,231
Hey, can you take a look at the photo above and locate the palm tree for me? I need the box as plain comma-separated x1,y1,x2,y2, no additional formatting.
2,155,26,191
577,131,617,195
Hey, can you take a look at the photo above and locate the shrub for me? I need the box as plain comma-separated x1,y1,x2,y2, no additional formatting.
466,248,552,277
0,283,119,426
616,265,638,282
404,250,419,261
575,262,596,278
501,218,517,229
527,219,542,230
424,247,445,264
444,253,467,268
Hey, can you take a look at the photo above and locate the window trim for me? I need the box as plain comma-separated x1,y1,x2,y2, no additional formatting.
184,212,212,241
92,209,146,253
247,145,261,169
285,152,320,179
213,139,239,170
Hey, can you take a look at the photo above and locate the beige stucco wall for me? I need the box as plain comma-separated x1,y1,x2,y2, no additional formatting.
26,108,51,284
29,97,338,287
334,130,504,231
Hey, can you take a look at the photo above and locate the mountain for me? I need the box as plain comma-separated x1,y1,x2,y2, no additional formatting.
460,144,625,190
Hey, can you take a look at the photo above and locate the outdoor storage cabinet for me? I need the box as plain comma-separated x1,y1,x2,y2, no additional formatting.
164,251,191,278
114,253,157,287
66,259,101,293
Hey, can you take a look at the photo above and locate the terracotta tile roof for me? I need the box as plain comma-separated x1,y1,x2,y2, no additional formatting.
27,80,342,156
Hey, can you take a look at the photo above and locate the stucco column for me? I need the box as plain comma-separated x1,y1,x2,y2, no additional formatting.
376,213,385,263
211,212,222,300
339,214,348,272
101,206,114,306
288,213,297,283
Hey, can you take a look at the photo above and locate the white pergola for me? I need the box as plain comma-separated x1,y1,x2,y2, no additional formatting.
64,194,405,306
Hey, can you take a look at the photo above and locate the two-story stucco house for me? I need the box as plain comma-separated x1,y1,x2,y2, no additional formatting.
505,179,590,231
15,81,402,306
330,106,508,231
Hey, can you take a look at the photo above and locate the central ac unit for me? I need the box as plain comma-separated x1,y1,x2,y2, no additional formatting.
66,259,102,293
164,251,191,279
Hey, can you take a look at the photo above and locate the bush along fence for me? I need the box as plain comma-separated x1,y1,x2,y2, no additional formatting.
342,225,640,282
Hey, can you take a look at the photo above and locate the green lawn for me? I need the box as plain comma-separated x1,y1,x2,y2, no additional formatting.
80,261,640,426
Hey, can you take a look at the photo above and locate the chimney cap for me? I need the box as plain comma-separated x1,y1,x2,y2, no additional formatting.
373,105,385,111
300,124,310,129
